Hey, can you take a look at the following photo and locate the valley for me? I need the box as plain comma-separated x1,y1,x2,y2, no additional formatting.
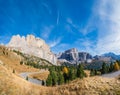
0,45,120,95
1,0,120,94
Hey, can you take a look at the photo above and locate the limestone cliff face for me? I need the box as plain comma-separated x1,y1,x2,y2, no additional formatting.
7,35,57,65
57,48,92,64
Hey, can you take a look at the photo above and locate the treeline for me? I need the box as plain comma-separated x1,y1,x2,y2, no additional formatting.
20,58,120,86
46,64,87,86
20,60,50,69
90,60,120,76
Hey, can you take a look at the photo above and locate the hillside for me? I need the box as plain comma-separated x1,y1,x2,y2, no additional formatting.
0,62,120,95
0,45,120,95
0,45,39,73
0,45,53,73
7,35,57,65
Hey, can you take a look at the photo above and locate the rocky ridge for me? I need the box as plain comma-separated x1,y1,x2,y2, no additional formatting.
7,35,57,65
57,48,92,64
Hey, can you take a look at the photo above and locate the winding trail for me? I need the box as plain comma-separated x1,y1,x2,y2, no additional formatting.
19,70,46,85
102,70,120,78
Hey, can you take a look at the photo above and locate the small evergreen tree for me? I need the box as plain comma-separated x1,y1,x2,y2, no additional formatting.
58,72,64,85
68,68,75,80
13,69,15,73
109,62,114,72
46,74,52,86
95,69,98,75
51,71,58,86
20,61,23,65
101,62,108,74
90,69,95,76
26,76,28,80
76,64,85,79
42,80,45,86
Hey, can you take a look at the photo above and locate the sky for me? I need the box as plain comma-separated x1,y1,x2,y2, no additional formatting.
0,0,120,55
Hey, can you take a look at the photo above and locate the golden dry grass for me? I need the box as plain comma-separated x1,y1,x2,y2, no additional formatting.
0,63,120,95
29,70,49,80
0,64,50,95
0,46,120,95
0,46,39,74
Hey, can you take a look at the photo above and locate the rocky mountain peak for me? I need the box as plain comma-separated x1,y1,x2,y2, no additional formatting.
7,34,57,65
65,48,78,53
57,48,92,64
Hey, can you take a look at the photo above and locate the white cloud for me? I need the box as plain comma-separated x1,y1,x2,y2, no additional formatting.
40,25,54,39
48,37,61,48
66,18,92,35
66,18,80,33
82,0,120,55
57,11,60,25
67,18,73,24
41,3,52,14
95,0,120,54
75,38,96,55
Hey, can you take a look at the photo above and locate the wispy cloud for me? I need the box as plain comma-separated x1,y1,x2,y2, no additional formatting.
66,18,88,35
83,0,120,54
95,0,120,54
41,2,52,14
40,25,54,39
66,18,79,34
0,34,12,45
75,38,96,55
48,37,61,48
57,11,60,25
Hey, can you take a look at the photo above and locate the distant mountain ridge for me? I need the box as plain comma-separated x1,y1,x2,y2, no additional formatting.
57,48,92,64
102,52,120,60
57,48,120,64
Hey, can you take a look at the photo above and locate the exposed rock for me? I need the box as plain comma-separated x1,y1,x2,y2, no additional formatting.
57,48,92,64
7,34,57,65
93,55,113,62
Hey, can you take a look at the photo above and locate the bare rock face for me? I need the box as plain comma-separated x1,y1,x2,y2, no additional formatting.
7,34,57,65
57,48,92,64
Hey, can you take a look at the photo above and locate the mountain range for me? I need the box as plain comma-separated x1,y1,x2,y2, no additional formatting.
57,49,120,64
102,52,120,60
5,34,120,65
7,35,57,65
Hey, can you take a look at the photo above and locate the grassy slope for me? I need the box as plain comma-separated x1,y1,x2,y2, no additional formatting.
29,70,49,80
0,64,51,95
0,46,120,95
0,63,120,95
57,76,120,95
0,46,39,73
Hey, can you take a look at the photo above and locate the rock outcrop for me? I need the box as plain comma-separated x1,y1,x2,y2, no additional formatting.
57,48,92,64
7,34,57,65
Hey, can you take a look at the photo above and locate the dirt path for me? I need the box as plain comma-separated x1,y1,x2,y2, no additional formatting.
102,70,120,78
19,70,46,85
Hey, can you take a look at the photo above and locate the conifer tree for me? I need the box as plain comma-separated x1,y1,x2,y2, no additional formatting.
68,68,75,80
51,71,58,86
77,64,85,78
58,72,64,85
90,69,95,76
46,74,52,86
26,76,28,80
101,62,108,74
109,62,114,72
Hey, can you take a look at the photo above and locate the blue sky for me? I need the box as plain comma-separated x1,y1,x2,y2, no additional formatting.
0,0,120,55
